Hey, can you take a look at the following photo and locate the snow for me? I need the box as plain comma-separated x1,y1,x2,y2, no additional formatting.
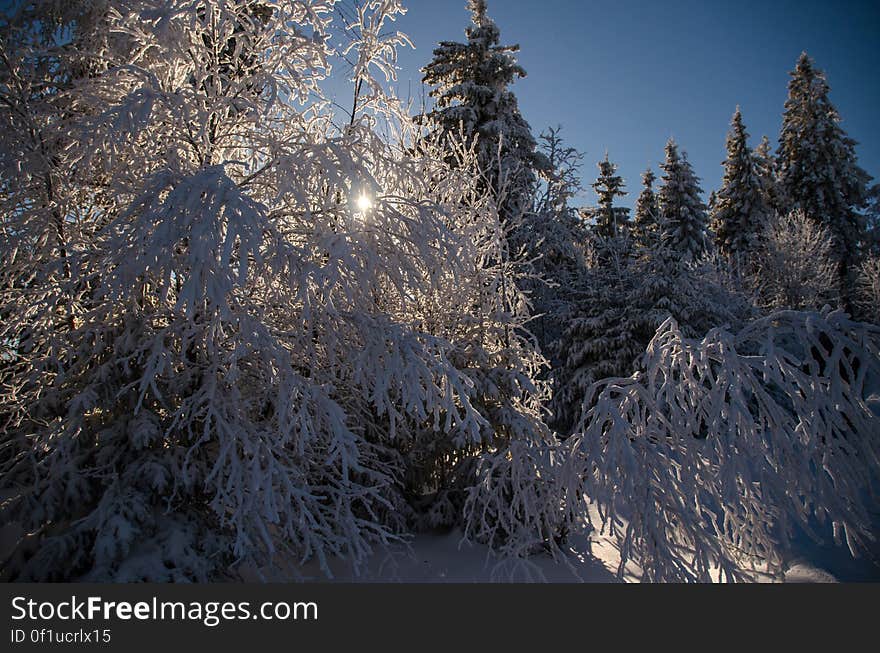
4,488,873,583
237,502,880,583
286,529,616,583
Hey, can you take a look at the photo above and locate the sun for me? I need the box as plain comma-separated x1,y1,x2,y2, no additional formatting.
356,192,373,212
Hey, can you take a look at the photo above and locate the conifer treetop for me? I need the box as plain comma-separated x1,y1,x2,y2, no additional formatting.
634,167,659,251
420,1,548,220
710,106,768,260
657,138,709,261
592,152,627,238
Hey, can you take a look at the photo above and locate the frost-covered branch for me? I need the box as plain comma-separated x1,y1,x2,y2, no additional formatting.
566,309,880,582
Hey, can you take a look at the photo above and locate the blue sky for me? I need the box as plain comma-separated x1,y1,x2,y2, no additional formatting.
346,0,880,208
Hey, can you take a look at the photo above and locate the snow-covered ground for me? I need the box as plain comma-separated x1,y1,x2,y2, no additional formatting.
5,505,876,583
245,506,880,583
247,527,878,583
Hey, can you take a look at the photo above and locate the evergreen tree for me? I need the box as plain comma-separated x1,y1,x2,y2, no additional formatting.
550,252,642,435
633,168,659,251
420,0,549,221
777,53,872,304
710,108,769,263
591,152,629,238
753,135,784,215
657,139,709,261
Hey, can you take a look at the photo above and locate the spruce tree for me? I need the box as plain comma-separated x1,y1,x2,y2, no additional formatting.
777,53,872,304
710,107,769,263
658,139,709,261
591,153,629,238
420,0,549,220
633,168,659,251
753,135,784,215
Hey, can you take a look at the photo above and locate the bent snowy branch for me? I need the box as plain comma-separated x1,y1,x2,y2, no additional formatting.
566,309,880,582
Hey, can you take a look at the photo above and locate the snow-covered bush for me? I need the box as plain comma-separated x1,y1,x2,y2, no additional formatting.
385,132,554,533
463,430,568,564
753,210,839,310
565,309,880,582
0,0,551,581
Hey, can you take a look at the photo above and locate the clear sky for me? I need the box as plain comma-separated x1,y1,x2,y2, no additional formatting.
361,0,880,208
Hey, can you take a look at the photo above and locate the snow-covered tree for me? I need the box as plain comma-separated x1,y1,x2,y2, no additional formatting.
658,139,709,261
335,0,414,127
535,126,584,216
0,0,553,581
753,134,784,216
591,153,629,238
855,256,880,324
710,108,769,264
420,0,549,221
753,210,839,310
551,148,748,436
777,53,872,304
633,168,659,252
526,126,587,279
521,126,588,359
564,308,880,582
